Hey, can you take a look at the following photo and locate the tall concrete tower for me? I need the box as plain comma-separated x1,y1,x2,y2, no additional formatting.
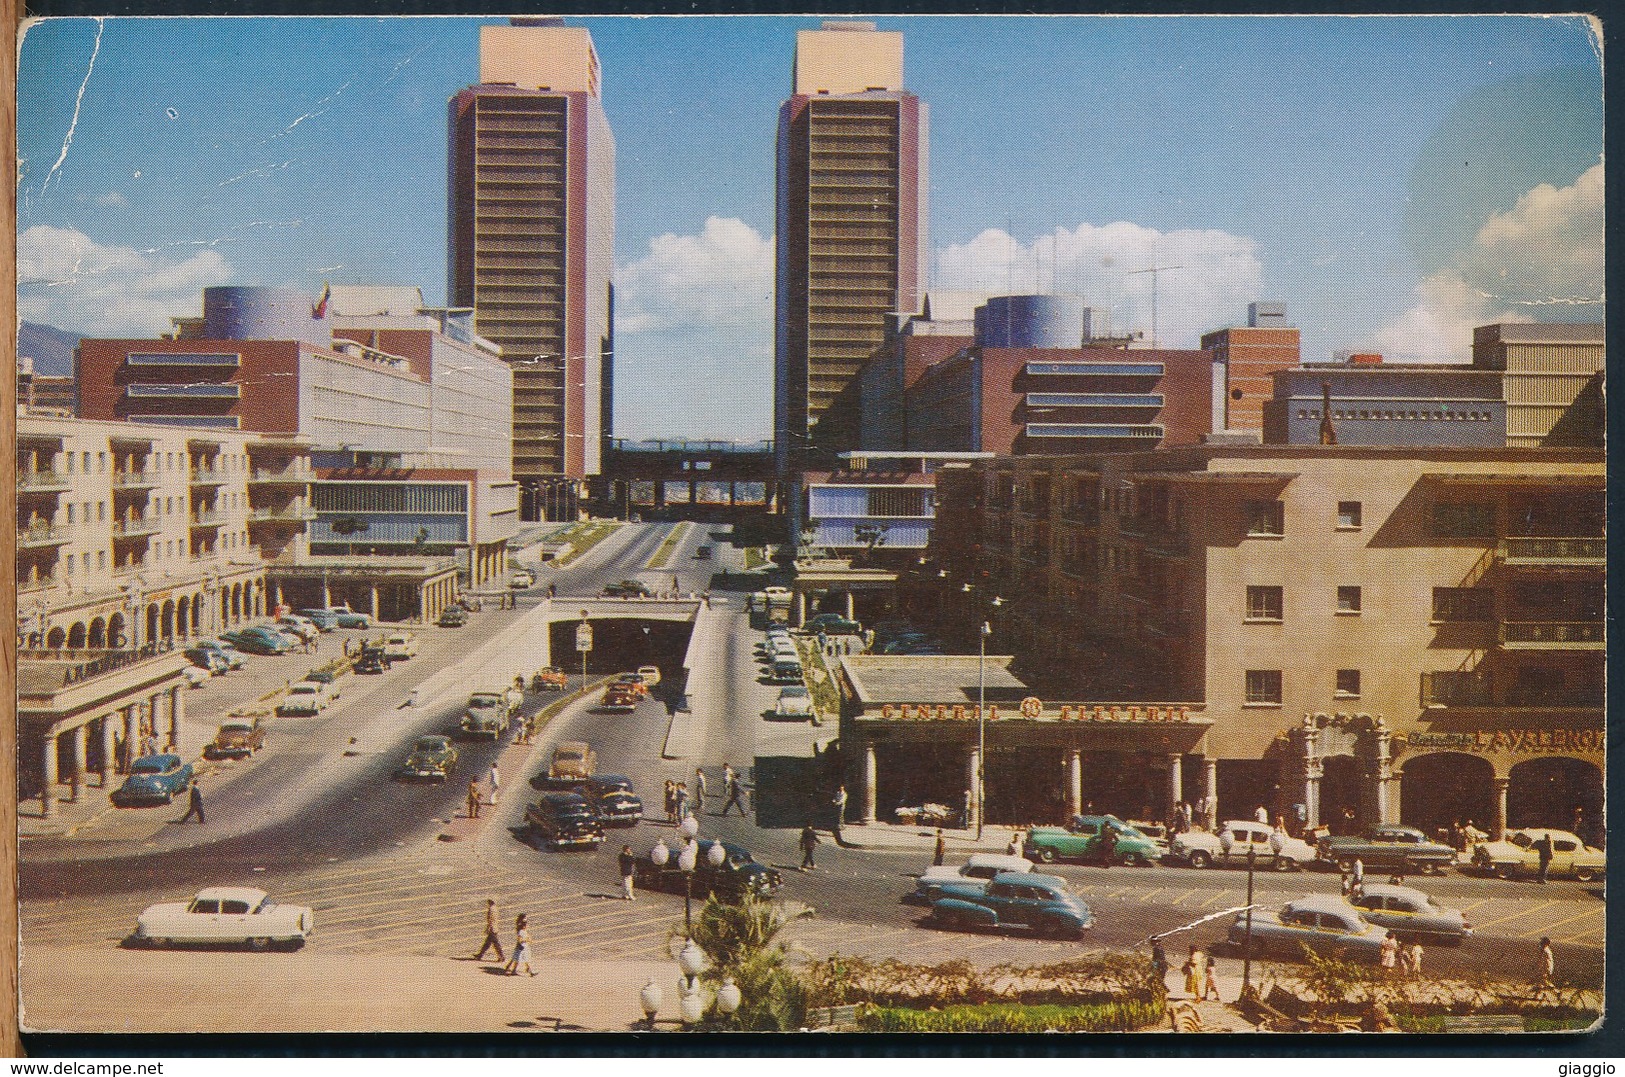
449,19,615,520
775,21,928,471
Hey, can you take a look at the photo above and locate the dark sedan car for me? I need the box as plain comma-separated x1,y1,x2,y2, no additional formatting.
634,840,783,901
437,607,468,628
928,872,1094,938
220,627,290,656
573,775,643,827
396,735,457,782
602,579,657,598
353,646,391,674
526,792,606,850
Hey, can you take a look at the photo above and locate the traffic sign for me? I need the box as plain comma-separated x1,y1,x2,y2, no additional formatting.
575,622,594,652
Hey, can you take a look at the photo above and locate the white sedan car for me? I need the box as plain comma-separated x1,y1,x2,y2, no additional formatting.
773,685,815,721
1170,821,1317,870
913,853,1034,903
276,680,332,716
134,887,313,950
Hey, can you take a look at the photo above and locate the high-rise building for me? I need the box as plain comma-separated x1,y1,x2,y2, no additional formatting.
448,19,615,519
776,21,928,468
1471,322,1604,448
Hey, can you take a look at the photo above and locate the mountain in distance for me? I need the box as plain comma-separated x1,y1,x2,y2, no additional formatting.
18,321,80,376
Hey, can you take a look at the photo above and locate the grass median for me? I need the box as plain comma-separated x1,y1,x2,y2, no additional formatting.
644,521,692,571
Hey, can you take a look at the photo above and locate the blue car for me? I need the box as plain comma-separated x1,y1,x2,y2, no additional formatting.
929,871,1094,938
295,608,340,631
221,627,290,656
112,754,195,806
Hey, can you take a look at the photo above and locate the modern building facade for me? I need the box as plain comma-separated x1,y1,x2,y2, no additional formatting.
905,445,1604,838
1471,322,1604,448
17,355,76,415
776,21,928,466
448,19,615,517
855,292,979,452
1265,364,1508,447
1201,302,1302,434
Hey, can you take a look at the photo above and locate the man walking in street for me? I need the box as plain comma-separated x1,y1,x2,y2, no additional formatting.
473,898,505,962
799,822,820,871
721,771,747,817
487,762,501,807
933,829,947,867
619,844,638,901
693,767,708,814
831,784,849,847
466,779,482,820
178,781,204,824
1535,831,1554,884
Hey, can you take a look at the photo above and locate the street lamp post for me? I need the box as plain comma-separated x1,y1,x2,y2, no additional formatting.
576,611,592,699
963,584,1003,841
639,979,663,1030
1243,844,1257,995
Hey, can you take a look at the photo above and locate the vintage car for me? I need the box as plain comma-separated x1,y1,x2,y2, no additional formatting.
1170,821,1317,871
203,718,266,760
1349,883,1473,944
1226,895,1390,963
303,669,341,699
769,657,805,685
112,754,194,806
805,613,862,635
636,665,662,686
193,639,248,670
221,627,290,656
598,686,640,713
772,685,816,721
525,792,606,850
1317,825,1457,875
184,646,230,675
531,667,569,692
614,672,650,698
182,666,212,689
634,840,783,901
397,735,458,782
460,690,516,739
383,632,418,660
603,579,657,599
1472,828,1604,882
511,569,535,589
1023,815,1162,866
353,645,390,674
549,742,597,783
928,872,1093,938
573,776,643,827
276,680,331,716
133,887,313,951
295,608,340,631
911,853,1035,904
330,608,372,629
437,606,468,628
274,615,319,643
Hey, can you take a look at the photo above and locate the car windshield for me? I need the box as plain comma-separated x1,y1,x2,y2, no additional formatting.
130,759,166,774
470,696,502,708
1511,833,1533,848
290,684,319,694
414,738,445,751
221,724,251,735
782,687,809,698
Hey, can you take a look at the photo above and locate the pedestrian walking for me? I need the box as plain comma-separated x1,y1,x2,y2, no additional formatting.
675,782,691,820
1253,804,1269,825
1097,824,1118,868
178,782,205,824
1005,831,1022,857
1380,931,1400,974
1203,958,1222,1001
1351,857,1365,896
693,767,708,813
1182,947,1206,998
1407,941,1424,978
1150,936,1168,988
1535,831,1554,884
467,779,482,820
961,788,974,830
1538,937,1555,988
473,898,505,962
933,829,947,867
507,914,535,976
113,733,127,775
799,822,820,871
721,773,747,817
831,784,848,846
487,762,501,806
672,574,680,594
1269,819,1287,867
664,780,677,824
619,844,637,901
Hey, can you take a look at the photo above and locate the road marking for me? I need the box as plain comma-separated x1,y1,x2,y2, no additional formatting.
1511,905,1601,938
1469,899,1559,932
1458,899,1490,913
1168,889,1201,905
1140,888,1166,903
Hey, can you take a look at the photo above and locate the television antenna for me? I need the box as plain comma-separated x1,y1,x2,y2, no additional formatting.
1128,264,1183,348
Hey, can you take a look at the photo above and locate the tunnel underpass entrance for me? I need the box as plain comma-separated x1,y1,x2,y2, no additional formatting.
547,617,692,700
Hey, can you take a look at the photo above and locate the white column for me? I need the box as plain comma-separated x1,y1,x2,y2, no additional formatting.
167,685,183,749
1066,748,1083,818
965,746,981,832
121,707,135,772
40,733,58,817
1492,776,1510,841
98,716,115,786
1203,758,1219,830
370,585,380,622
796,591,807,627
67,725,85,802
1167,754,1184,821
858,741,877,825
845,590,855,620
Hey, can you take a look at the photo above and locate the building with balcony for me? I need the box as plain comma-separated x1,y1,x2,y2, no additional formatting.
448,19,615,515
928,445,1604,841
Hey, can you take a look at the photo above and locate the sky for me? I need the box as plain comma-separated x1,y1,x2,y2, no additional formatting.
16,15,1605,441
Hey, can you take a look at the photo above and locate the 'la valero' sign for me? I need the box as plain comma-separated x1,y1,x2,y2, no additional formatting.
1406,729,1604,754
876,699,1197,723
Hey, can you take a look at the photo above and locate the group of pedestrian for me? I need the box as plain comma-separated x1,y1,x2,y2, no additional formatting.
665,764,748,822
1447,818,1488,857
472,899,536,976
663,780,692,823
1181,946,1220,1001
1379,931,1426,977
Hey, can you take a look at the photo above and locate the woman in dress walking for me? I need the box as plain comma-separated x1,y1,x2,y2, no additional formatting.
1379,931,1400,974
507,914,536,977
1182,946,1206,998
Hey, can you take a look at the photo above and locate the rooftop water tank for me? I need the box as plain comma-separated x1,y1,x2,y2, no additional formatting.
202,286,328,346
974,295,1085,349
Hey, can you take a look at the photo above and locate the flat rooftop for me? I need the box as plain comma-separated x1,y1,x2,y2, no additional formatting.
840,654,1030,705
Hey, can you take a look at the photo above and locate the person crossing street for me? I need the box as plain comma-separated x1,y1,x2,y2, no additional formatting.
178,782,205,825
473,898,505,962
799,823,820,871
720,772,748,817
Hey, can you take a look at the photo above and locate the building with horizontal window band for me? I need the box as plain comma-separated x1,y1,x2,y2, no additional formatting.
862,444,1604,841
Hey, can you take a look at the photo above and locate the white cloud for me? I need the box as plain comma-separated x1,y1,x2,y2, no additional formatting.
616,216,774,334
17,224,233,336
1368,162,1604,362
934,221,1264,347
93,191,128,208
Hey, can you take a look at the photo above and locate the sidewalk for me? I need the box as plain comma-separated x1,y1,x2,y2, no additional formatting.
19,944,679,1033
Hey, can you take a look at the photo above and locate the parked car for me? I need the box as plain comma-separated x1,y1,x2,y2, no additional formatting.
275,615,319,643
1316,825,1457,875
603,579,656,598
1125,820,1173,856
929,872,1093,938
531,667,568,692
437,607,468,628
203,718,266,760
911,853,1034,904
295,608,340,631
182,666,211,689
1226,895,1390,963
549,742,597,783
636,665,662,686
222,627,290,656
303,668,341,699
133,887,313,951
598,685,639,713
1349,883,1473,943
511,569,535,589
453,595,483,613
353,645,390,674
772,685,816,721
525,792,605,850
694,545,712,560
112,754,194,806
460,690,516,740
634,840,783,901
1471,828,1603,882
184,647,230,675
1170,821,1317,871
769,657,804,685
193,639,248,670
397,735,458,782
575,776,644,827
805,613,861,635
383,632,418,660
276,681,331,716
331,608,372,629
1024,815,1162,866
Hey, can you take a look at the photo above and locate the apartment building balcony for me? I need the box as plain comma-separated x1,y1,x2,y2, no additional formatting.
1496,536,1605,567
18,573,60,593
1420,671,1604,710
248,506,318,525
248,466,313,485
111,516,162,539
18,470,71,493
188,511,227,529
189,468,227,486
16,525,70,548
1498,621,1605,650
112,470,160,490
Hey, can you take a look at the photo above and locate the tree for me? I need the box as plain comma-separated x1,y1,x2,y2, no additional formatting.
679,892,812,1030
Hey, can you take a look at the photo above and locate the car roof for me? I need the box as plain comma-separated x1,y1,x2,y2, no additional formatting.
780,685,809,694
194,887,269,904
219,719,254,729
541,791,590,805
415,735,450,746
134,754,183,768
556,741,590,752
1358,883,1430,903
992,871,1065,891
1285,894,1363,915
1509,828,1580,841
966,853,1032,870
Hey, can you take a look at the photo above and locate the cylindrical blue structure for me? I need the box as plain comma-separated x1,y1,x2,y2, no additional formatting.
202,286,327,345
974,295,1085,349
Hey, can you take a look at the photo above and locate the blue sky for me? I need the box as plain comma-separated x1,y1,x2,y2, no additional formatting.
17,15,1604,440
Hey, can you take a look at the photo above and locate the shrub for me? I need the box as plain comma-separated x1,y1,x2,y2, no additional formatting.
857,1001,1164,1033
803,953,1163,1010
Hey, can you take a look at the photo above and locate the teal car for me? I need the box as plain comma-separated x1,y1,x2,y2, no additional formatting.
929,872,1094,938
1023,815,1161,866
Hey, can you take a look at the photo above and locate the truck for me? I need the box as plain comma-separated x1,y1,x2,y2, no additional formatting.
460,689,517,740
1315,824,1457,875
550,741,597,783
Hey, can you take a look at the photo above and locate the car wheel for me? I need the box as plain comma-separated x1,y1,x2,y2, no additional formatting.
1120,852,1143,867
1575,866,1598,883
1494,864,1515,880
1272,856,1293,872
161,791,173,806
1034,847,1057,864
151,937,170,949
1188,851,1212,869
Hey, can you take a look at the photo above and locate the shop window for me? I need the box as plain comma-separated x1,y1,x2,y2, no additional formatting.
1246,586,1283,622
1245,670,1283,705
1336,670,1361,698
1337,501,1362,529
1432,587,1493,622
1245,500,1285,537
1337,586,1362,614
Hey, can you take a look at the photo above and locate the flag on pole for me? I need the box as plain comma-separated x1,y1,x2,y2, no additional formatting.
312,282,331,319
